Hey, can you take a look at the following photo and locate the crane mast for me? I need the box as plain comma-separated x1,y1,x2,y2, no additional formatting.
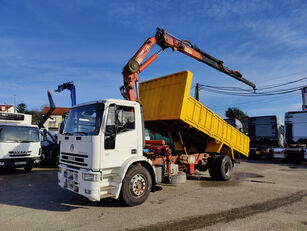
122,28,256,101
55,81,76,106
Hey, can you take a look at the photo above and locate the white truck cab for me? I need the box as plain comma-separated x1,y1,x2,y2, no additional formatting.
0,112,41,171
58,99,155,205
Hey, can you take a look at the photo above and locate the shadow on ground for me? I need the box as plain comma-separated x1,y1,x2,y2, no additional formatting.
241,159,307,169
0,169,129,212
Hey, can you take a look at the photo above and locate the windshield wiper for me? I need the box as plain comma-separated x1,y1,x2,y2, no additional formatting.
63,132,72,135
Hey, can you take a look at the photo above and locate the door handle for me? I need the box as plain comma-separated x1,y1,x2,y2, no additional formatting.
131,149,137,154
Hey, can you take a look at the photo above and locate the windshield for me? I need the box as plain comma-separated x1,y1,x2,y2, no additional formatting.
64,103,104,136
0,125,40,143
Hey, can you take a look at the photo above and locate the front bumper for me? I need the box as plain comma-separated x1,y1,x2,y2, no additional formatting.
0,157,41,168
58,164,102,201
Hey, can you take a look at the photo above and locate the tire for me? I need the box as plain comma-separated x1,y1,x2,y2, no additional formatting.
249,150,255,159
24,164,33,172
51,146,60,166
219,155,232,181
267,149,274,160
209,155,219,180
209,155,233,181
120,165,152,206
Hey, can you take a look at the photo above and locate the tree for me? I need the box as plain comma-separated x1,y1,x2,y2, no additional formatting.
16,103,41,124
27,110,42,124
16,103,27,113
225,107,247,120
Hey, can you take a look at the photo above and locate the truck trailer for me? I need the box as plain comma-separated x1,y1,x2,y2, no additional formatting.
58,28,255,206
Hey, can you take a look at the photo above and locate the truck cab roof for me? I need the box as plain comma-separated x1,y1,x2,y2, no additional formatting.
71,99,140,108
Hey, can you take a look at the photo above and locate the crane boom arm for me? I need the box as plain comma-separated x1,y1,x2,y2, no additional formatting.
122,28,256,101
37,91,55,129
55,81,76,106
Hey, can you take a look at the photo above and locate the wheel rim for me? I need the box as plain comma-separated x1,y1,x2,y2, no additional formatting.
129,174,146,197
224,161,231,177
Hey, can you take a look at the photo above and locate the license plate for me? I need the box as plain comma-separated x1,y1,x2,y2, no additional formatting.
14,161,27,165
256,151,260,155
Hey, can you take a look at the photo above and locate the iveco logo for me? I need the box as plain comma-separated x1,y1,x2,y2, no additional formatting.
70,144,74,152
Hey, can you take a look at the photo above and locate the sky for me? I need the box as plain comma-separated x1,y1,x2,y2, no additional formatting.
1,0,307,123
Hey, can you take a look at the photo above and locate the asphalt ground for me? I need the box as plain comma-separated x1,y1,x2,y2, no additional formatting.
0,160,307,231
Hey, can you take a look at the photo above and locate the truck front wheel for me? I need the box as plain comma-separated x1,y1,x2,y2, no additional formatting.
121,165,152,206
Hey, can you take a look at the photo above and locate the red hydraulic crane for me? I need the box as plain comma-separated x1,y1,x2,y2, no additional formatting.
122,28,256,101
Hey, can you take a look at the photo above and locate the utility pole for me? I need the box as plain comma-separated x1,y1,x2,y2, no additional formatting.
13,94,16,113
302,86,307,111
195,83,200,101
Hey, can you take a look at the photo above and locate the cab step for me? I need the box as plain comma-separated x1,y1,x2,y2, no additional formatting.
100,185,116,191
103,173,118,179
100,193,116,199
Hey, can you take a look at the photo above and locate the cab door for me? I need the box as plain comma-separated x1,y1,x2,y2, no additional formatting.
102,104,138,168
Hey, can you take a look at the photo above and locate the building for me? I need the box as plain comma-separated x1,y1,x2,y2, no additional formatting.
0,105,15,113
41,107,70,131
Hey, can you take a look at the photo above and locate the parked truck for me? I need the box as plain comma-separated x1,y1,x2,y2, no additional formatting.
225,118,244,133
0,112,41,171
274,111,307,161
58,28,255,206
248,116,284,159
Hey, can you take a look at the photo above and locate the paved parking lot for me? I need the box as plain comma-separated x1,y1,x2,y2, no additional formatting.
0,160,307,231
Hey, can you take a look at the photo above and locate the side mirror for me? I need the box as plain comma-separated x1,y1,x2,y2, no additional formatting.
105,127,116,137
105,105,119,138
59,121,65,135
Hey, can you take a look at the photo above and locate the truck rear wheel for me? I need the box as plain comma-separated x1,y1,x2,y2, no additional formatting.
120,165,152,206
209,155,232,181
209,155,219,180
219,155,232,181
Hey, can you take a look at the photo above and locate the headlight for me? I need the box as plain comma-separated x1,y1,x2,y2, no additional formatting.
82,173,100,182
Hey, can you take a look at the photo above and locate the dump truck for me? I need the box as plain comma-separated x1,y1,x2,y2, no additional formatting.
58,28,254,206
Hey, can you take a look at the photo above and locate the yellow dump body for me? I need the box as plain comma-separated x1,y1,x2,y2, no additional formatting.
139,70,249,158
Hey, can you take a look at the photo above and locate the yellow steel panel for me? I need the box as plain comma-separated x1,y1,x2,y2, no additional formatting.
139,70,250,157
139,71,192,121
